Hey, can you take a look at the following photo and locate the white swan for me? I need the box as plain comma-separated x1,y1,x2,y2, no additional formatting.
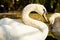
0,4,49,40
49,13,60,39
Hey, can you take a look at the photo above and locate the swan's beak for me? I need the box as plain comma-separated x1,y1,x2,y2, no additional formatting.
42,13,48,22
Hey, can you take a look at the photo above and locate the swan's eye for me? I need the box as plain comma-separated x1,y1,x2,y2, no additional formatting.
49,24,53,30
51,26,53,30
43,9,45,13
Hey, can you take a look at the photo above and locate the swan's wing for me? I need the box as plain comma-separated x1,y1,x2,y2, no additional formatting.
17,24,44,40
13,19,24,23
7,22,44,40
0,18,44,40
0,18,13,25
0,24,43,40
0,18,24,25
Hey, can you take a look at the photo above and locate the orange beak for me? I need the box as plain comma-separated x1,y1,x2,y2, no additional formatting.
42,13,49,22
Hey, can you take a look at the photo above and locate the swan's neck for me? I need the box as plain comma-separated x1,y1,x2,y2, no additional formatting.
22,10,49,39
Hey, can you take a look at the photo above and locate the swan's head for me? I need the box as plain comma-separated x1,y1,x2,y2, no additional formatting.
49,13,60,24
49,17,60,39
36,4,48,22
42,7,48,22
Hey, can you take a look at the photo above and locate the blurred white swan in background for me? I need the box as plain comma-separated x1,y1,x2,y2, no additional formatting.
0,4,49,40
49,13,60,39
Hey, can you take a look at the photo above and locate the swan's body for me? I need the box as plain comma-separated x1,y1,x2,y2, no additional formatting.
49,13,60,39
0,18,43,40
0,4,49,40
